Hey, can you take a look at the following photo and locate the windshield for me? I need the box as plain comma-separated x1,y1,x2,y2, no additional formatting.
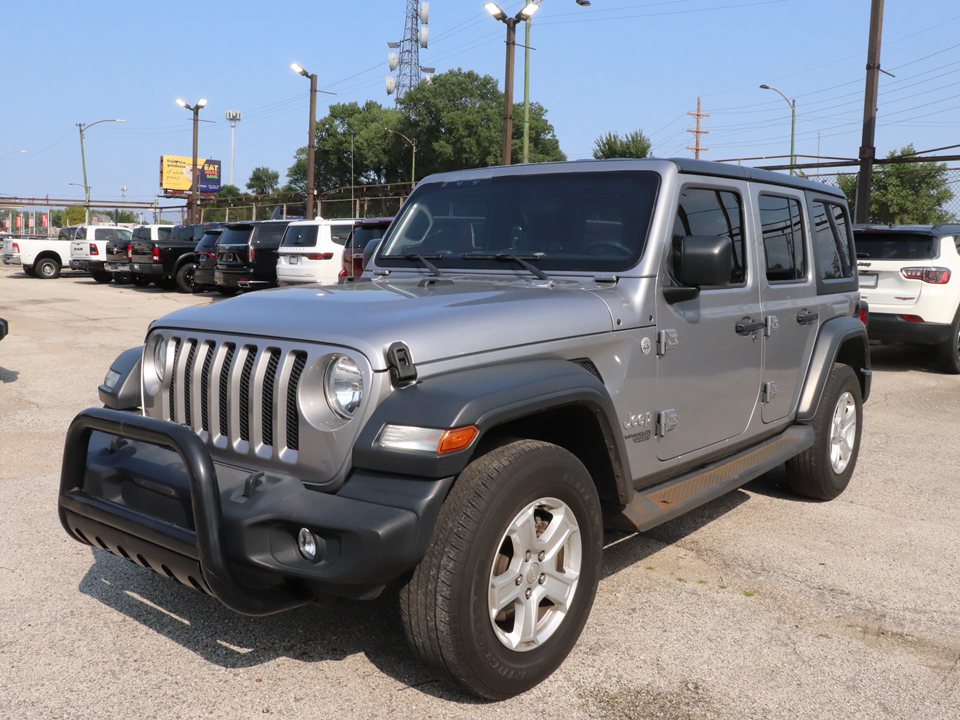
281,225,319,248
352,225,388,250
854,231,938,260
219,226,254,246
377,171,659,273
195,231,222,252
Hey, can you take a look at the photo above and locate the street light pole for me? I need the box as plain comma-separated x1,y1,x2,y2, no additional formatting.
383,128,418,189
759,84,796,175
176,99,207,224
292,64,335,220
77,119,124,224
485,3,540,166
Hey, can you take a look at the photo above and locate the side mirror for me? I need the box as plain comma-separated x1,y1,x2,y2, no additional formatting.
664,235,733,304
362,238,382,271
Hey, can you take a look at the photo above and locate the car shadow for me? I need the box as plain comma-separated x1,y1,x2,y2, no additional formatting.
868,344,943,374
0,366,19,383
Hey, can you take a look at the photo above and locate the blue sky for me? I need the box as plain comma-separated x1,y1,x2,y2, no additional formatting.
2,0,958,221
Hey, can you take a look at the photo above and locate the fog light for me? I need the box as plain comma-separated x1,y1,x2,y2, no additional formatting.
297,528,317,560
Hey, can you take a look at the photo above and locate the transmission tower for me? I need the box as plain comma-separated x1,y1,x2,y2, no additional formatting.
387,1,433,101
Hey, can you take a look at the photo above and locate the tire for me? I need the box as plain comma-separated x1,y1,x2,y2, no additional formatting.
938,311,960,374
400,439,603,700
175,263,196,293
786,363,862,500
23,266,36,278
114,273,133,285
91,271,113,284
132,275,151,287
216,285,239,297
35,257,61,279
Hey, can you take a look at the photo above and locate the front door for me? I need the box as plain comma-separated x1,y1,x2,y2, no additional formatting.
655,181,762,461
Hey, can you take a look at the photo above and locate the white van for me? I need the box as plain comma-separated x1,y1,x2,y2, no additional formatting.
276,218,358,286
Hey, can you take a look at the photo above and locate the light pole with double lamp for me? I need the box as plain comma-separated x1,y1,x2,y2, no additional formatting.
760,84,796,175
77,119,125,224
383,128,418,188
176,99,207,224
484,2,540,166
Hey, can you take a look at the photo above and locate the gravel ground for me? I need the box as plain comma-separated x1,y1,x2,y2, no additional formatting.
1,265,958,719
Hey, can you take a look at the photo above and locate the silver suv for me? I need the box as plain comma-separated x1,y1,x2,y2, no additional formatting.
58,158,870,700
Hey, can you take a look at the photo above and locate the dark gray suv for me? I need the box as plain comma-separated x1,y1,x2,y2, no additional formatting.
59,158,869,700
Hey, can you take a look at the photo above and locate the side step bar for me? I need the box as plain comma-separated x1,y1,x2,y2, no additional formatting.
604,425,814,533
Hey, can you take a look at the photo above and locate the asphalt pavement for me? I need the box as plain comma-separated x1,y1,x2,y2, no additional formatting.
1,266,958,719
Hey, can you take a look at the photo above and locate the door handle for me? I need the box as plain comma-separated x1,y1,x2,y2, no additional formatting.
736,318,765,335
796,309,819,325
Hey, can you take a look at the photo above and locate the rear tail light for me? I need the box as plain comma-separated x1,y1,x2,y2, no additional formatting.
250,248,256,261
152,247,161,263
12,243,19,253
126,244,132,260
858,301,868,326
901,267,951,284
306,253,334,261
903,315,925,323
89,243,99,256
338,269,347,280
353,255,363,276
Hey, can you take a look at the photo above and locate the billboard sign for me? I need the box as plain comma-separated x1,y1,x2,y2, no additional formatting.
160,155,222,194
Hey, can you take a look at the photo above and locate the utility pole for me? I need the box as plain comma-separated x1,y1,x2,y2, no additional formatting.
686,97,710,159
856,0,885,224
226,111,242,186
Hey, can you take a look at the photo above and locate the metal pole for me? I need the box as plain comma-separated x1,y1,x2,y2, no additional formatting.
191,107,200,225
411,140,416,186
306,73,317,220
790,100,797,176
856,0,885,224
78,124,90,224
522,16,532,164
502,18,517,166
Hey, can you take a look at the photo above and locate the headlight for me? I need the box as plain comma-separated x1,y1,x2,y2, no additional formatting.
152,336,169,382
324,355,363,419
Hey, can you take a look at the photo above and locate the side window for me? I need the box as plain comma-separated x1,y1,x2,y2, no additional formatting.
811,200,854,280
672,186,745,285
331,225,353,246
759,194,805,282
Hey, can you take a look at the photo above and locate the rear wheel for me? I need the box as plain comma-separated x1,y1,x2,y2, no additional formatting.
216,285,239,297
175,263,196,293
400,439,603,700
132,275,151,287
91,271,112,284
938,311,960,374
23,266,36,278
35,257,61,279
786,363,862,500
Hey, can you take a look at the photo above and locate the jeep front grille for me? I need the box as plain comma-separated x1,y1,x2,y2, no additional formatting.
161,336,304,458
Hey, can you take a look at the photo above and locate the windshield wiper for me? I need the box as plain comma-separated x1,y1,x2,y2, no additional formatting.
462,253,550,281
403,254,444,277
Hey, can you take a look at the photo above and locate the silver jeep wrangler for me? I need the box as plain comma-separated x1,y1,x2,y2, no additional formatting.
58,158,870,699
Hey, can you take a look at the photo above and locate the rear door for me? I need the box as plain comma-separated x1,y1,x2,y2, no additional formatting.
855,229,939,311
753,189,818,423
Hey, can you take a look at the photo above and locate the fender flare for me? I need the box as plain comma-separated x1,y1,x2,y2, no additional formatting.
172,252,197,277
352,358,632,497
98,346,143,410
797,316,871,422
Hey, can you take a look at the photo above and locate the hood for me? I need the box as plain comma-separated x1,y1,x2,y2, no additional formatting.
153,276,616,370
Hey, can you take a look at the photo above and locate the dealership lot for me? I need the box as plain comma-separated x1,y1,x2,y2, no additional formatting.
1,266,958,719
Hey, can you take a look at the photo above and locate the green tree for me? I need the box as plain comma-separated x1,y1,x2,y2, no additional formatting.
64,205,86,225
247,167,280,196
837,145,955,224
592,130,652,159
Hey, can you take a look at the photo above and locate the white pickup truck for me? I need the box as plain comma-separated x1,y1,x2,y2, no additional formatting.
2,230,76,279
69,225,131,283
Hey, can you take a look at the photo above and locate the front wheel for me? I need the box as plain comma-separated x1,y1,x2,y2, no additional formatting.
175,263,196,293
400,439,603,700
786,363,862,500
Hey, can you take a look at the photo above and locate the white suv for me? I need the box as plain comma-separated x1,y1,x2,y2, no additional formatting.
276,217,358,286
856,223,960,373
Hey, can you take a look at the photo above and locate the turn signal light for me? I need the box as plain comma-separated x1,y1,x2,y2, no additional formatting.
438,426,480,454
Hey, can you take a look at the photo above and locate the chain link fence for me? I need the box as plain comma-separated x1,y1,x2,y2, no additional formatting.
804,165,960,223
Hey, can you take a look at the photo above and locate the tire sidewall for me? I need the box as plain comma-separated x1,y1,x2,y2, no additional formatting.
176,263,196,293
814,365,863,495
453,444,602,698
37,259,59,278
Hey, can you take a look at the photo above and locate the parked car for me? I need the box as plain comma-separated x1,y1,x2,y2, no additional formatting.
214,219,293,293
130,223,220,291
340,217,393,279
59,158,869,700
855,223,960,372
190,227,224,292
70,226,132,283
5,229,75,279
276,218,358,286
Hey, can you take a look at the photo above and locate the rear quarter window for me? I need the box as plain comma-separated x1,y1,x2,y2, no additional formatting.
281,225,319,248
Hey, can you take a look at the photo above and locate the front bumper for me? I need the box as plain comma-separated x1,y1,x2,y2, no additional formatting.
59,408,452,615
867,312,953,346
